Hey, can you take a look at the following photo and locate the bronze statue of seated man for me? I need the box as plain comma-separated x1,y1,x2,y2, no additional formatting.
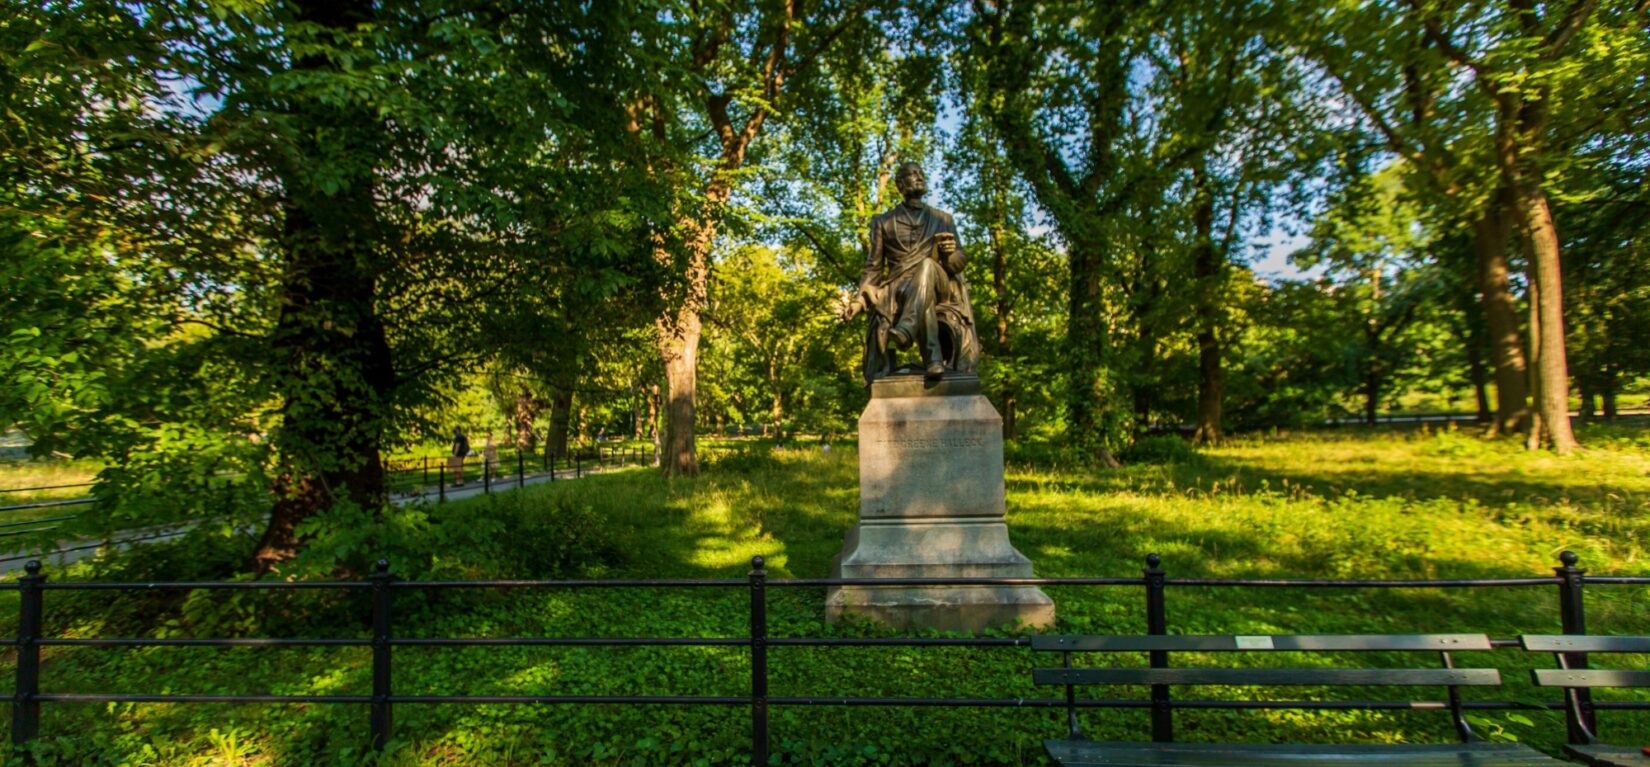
839,162,980,385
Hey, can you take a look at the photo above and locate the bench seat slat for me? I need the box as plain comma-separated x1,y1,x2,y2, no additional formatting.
1521,635,1650,654
1044,740,1566,766
1563,743,1650,766
1032,634,1492,653
1531,669,1650,688
1034,667,1501,687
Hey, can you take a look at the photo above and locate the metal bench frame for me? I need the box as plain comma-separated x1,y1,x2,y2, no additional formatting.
1032,632,1565,766
1523,634,1650,766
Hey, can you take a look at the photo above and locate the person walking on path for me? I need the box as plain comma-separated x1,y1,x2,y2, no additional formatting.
450,428,470,486
483,431,499,476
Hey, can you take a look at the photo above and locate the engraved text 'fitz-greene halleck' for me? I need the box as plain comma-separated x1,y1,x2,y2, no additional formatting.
877,436,985,450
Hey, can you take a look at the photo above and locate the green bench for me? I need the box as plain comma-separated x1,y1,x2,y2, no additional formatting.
1523,635,1650,767
1032,633,1567,766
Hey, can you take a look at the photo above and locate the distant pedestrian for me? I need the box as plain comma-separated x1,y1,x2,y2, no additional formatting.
450,428,470,486
483,430,498,473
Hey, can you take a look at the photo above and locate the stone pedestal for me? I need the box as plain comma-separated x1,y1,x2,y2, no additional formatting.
826,374,1054,631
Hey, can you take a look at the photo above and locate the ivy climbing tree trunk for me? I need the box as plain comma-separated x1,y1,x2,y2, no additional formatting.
969,0,1131,464
253,0,392,574
1191,172,1223,445
549,387,573,459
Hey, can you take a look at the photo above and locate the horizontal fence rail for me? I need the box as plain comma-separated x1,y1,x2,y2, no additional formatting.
0,446,654,569
379,443,651,503
2,553,1648,761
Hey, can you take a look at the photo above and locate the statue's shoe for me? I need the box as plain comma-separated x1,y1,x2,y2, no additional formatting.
924,361,944,381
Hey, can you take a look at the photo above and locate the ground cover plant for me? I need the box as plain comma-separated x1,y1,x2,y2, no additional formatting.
0,425,1646,766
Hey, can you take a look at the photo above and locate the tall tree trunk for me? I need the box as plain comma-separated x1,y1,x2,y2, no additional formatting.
647,384,661,464
254,0,390,575
657,207,714,477
1578,384,1595,419
548,388,573,459
1132,277,1161,434
512,392,540,451
1525,268,1545,451
1067,238,1117,465
767,364,784,438
1467,336,1491,424
1511,179,1578,454
633,385,645,441
1601,369,1617,420
1364,368,1380,427
1472,187,1530,436
1190,178,1222,445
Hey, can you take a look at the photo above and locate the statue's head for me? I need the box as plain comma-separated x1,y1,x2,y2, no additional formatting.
894,162,927,200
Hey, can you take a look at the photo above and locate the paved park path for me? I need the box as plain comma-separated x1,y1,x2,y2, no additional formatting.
0,461,638,576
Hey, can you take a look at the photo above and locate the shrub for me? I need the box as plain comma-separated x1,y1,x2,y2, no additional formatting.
1120,434,1199,465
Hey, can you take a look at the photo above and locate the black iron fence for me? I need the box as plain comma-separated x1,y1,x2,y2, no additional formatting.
0,446,651,566
380,443,652,501
2,552,1647,761
0,481,100,542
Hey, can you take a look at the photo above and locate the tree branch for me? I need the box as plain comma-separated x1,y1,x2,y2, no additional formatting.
783,0,873,81
1541,0,1598,57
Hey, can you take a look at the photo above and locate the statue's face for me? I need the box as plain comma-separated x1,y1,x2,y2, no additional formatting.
895,164,927,198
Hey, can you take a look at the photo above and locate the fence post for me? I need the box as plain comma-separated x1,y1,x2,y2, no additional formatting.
517,450,524,488
549,449,556,482
438,463,446,503
12,560,45,752
575,451,581,479
369,559,394,751
483,458,491,494
1144,553,1172,742
749,556,769,767
422,456,428,487
1555,551,1595,741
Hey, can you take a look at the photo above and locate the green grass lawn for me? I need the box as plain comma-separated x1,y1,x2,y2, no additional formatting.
2,425,1647,766
0,459,103,501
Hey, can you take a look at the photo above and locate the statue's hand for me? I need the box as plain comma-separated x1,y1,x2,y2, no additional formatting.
836,289,865,322
935,234,957,259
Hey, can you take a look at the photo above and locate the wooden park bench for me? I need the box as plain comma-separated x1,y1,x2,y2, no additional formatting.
1523,635,1650,766
1031,633,1569,766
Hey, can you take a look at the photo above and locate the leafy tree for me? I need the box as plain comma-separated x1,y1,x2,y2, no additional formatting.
961,0,1145,462
634,0,895,476
1281,0,1530,436
946,120,1066,439
1295,167,1459,424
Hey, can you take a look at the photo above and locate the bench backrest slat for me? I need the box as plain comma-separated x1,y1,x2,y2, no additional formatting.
1520,635,1650,654
1031,634,1492,653
1034,667,1501,688
1531,669,1650,689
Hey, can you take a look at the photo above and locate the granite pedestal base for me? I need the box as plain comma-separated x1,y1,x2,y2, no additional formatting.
826,374,1054,632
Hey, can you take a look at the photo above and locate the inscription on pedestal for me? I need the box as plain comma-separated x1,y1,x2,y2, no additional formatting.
859,388,1004,520
877,437,985,449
